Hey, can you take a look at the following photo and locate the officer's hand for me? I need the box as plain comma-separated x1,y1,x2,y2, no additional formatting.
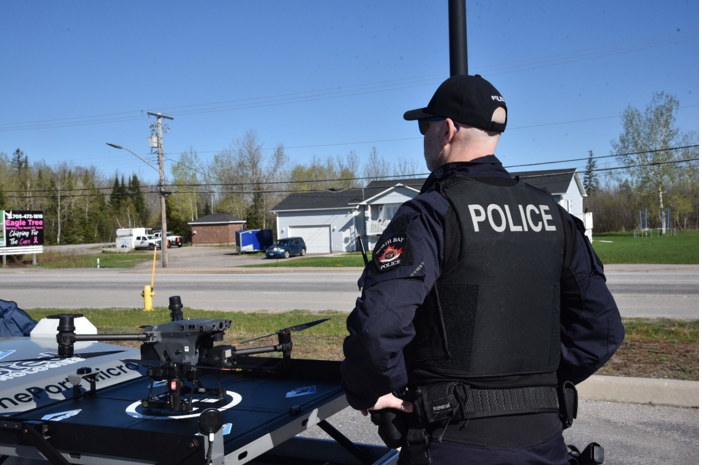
361,393,415,416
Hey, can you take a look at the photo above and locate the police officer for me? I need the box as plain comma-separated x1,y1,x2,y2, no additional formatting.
340,75,624,464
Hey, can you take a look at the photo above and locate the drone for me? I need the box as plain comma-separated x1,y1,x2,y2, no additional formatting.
30,296,329,413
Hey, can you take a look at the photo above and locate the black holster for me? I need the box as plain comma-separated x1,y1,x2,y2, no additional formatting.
558,381,578,429
369,408,407,449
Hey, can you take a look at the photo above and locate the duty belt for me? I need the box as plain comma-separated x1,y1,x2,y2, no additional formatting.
461,386,560,419
413,383,563,424
403,382,578,464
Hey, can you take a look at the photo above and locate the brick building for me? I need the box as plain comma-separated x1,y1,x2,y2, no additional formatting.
187,213,246,246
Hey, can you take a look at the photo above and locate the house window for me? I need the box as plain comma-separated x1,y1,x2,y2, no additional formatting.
382,204,402,220
561,198,571,212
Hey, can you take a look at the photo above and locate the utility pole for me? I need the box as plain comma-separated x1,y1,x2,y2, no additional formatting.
148,111,174,268
448,0,468,76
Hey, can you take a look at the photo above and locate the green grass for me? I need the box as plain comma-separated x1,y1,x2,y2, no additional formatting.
622,318,698,344
591,230,698,264
245,252,370,268
33,250,157,269
25,308,696,347
26,307,348,344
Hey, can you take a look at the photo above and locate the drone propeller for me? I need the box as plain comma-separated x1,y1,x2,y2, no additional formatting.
234,318,330,345
1,349,129,364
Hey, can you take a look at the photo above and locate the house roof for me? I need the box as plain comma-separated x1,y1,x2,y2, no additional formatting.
272,178,427,212
271,189,367,212
366,178,424,190
187,213,246,225
512,168,582,196
358,184,420,205
271,169,582,211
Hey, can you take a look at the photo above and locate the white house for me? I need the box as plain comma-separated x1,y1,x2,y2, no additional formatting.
271,169,590,253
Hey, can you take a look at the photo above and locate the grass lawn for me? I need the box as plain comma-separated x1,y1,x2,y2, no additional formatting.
591,230,698,264
9,249,158,269
25,308,699,381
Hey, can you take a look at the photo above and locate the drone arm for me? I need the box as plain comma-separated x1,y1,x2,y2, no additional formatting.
235,344,286,356
59,333,151,357
235,331,293,358
73,334,150,342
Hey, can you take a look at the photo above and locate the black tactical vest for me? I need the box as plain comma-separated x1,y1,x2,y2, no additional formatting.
405,176,565,383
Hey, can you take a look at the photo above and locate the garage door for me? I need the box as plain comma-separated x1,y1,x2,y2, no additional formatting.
289,225,331,254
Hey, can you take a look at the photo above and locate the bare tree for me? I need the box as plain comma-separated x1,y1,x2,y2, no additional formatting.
363,147,389,181
212,130,287,229
393,157,421,178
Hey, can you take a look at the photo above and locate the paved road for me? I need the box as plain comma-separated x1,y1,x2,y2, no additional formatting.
0,257,697,319
302,401,699,465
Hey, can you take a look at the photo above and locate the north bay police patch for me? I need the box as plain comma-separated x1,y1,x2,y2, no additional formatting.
373,234,413,273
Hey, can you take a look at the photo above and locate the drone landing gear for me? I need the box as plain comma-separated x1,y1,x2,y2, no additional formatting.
142,363,226,413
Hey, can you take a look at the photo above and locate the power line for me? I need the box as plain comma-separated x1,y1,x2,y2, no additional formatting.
2,145,697,195
5,156,697,200
504,144,699,169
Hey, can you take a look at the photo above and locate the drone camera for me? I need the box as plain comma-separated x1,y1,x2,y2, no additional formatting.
203,346,236,368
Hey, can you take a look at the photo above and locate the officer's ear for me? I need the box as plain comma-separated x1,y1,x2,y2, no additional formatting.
442,118,459,145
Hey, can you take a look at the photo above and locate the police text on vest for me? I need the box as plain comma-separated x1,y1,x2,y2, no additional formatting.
467,204,557,232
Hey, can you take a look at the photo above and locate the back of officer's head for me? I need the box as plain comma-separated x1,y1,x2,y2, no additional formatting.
403,74,507,135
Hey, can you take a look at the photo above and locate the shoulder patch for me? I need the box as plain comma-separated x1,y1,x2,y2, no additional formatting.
372,216,414,273
373,234,413,273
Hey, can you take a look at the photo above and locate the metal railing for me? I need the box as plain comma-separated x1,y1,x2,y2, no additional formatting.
366,220,390,235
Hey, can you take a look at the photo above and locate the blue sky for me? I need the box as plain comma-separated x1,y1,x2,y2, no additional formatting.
1,1,698,185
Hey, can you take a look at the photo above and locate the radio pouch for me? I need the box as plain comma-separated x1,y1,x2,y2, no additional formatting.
414,382,460,424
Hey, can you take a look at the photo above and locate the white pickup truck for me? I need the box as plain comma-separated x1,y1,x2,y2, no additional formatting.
153,231,183,248
133,235,153,250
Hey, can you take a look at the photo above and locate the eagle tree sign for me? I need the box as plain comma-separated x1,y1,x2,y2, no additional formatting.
0,210,44,256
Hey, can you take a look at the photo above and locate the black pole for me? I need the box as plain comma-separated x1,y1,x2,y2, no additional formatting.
448,0,468,76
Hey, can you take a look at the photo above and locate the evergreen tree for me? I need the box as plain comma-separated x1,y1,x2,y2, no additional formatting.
165,195,189,239
245,188,264,230
583,150,599,195
128,174,149,226
0,182,6,209
109,175,122,210
11,148,26,173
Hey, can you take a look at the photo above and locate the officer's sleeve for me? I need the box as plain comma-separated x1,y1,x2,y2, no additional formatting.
340,200,443,410
558,214,625,385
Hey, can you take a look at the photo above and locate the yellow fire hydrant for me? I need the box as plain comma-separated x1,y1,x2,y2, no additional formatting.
141,245,158,311
142,285,155,311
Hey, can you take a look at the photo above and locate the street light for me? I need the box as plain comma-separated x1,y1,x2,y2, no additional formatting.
106,143,160,173
106,142,169,269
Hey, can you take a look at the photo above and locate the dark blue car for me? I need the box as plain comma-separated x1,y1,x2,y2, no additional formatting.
265,237,306,259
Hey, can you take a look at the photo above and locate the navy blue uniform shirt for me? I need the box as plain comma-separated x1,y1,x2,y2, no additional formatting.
340,156,624,410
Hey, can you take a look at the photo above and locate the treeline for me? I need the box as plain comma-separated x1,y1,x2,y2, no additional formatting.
0,149,158,245
585,171,699,232
0,131,422,245
165,131,423,238
583,92,699,232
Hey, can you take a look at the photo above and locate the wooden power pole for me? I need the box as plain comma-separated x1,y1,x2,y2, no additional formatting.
147,111,174,269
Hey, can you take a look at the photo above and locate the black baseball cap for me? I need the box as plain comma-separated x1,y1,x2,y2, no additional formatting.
403,75,507,133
